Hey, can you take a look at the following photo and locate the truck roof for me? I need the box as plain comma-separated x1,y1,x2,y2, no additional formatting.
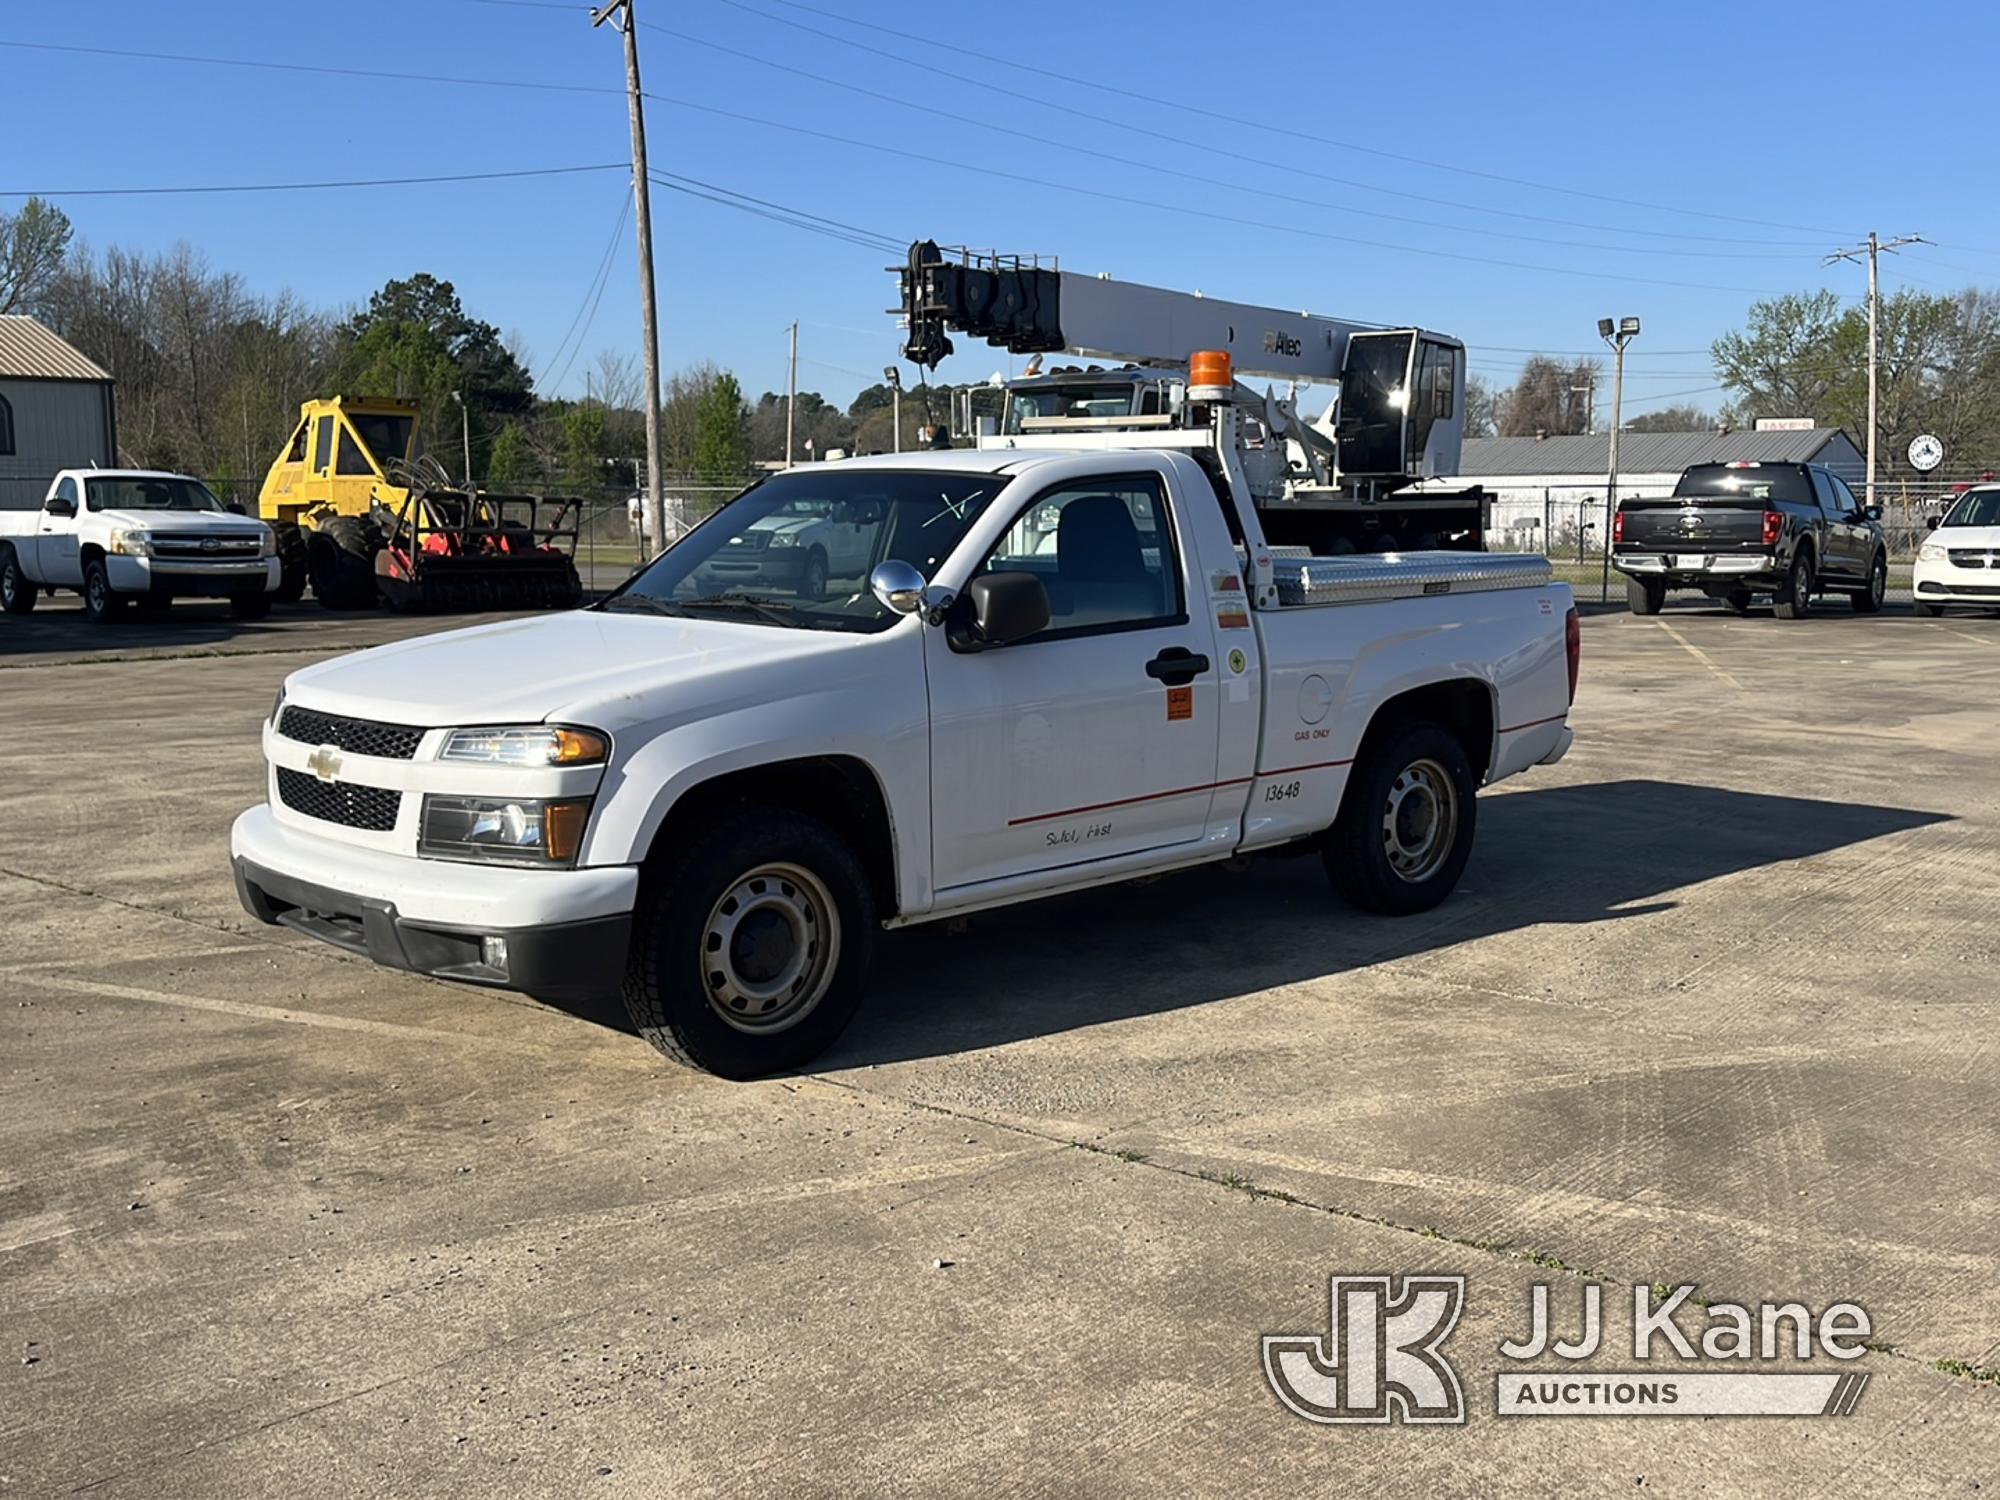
794,450,1077,478
56,467,204,483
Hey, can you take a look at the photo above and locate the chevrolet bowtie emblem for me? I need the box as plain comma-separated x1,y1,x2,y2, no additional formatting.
306,745,343,782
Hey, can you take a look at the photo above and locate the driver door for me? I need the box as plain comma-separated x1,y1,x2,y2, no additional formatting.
37,477,81,584
924,472,1224,892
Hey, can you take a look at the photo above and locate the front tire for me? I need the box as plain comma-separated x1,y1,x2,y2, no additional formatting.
1324,721,1478,916
623,808,875,1078
272,522,307,602
1773,550,1814,620
309,515,383,610
1851,552,1887,613
0,548,35,615
82,557,126,623
1626,577,1665,615
800,547,828,601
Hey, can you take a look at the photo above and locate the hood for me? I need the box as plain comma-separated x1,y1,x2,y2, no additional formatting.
97,508,268,533
1932,525,2000,550
284,608,881,728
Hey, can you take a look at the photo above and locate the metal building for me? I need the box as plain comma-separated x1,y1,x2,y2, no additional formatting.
0,316,118,512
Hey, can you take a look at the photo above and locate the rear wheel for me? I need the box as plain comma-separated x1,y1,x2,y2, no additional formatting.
82,556,125,623
623,808,874,1078
1626,577,1665,615
1773,550,1814,620
271,521,307,602
309,515,382,610
1851,552,1887,613
1324,721,1478,916
0,548,35,615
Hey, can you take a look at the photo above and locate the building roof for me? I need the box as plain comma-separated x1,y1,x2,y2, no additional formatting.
0,315,112,382
1459,428,1854,477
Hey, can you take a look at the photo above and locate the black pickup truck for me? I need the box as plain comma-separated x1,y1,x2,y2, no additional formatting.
1612,461,1888,618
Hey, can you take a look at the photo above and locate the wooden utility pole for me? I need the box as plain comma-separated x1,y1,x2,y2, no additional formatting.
593,0,664,558
786,321,798,468
1827,231,1927,510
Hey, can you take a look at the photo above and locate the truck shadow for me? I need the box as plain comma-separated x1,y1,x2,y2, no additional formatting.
0,600,299,659
826,780,1947,1068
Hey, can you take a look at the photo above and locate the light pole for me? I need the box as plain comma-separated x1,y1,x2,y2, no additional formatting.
450,390,471,485
1598,316,1640,603
883,365,903,454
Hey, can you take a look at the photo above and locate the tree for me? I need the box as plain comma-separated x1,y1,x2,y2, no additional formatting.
694,373,750,482
1495,356,1600,436
487,422,536,487
1623,404,1713,433
560,402,608,489
1463,373,1498,439
0,198,73,315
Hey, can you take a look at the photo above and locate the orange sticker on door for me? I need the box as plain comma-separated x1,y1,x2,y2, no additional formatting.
1166,685,1193,722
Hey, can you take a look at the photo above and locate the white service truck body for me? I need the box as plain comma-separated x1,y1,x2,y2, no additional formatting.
232,448,1576,1076
0,468,279,621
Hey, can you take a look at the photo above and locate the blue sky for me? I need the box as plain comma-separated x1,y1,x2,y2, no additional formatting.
7,0,1998,420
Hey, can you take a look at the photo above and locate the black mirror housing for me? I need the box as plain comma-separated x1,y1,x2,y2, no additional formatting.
962,571,1050,648
44,497,75,518
226,501,247,515
1864,505,1883,521
1927,514,1941,531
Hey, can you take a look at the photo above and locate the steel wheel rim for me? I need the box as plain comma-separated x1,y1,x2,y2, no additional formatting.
1,562,17,607
700,862,840,1034
1381,757,1458,884
87,569,106,611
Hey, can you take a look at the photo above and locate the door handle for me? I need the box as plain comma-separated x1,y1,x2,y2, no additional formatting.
1145,647,1209,685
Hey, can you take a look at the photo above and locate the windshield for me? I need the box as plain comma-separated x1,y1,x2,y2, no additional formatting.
1006,384,1144,431
604,468,1007,632
85,477,224,513
349,413,415,468
1942,490,2000,528
1673,464,1813,503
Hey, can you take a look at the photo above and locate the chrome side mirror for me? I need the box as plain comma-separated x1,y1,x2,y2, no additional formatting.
869,560,927,615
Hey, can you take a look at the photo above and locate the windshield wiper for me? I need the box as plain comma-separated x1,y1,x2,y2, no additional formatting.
672,593,807,627
598,593,686,616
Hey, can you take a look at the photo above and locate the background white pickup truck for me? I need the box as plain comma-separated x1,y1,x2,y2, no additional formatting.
232,449,1577,1077
0,468,279,622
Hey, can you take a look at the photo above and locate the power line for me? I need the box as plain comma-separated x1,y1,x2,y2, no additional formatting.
643,94,1791,297
536,187,633,392
647,18,1809,264
647,171,903,255
0,162,627,198
0,37,622,96
717,0,1855,239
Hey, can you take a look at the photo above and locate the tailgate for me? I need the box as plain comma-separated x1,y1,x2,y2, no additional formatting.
1618,497,1767,552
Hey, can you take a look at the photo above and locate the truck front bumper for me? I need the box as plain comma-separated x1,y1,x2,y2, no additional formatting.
231,804,637,1002
109,556,281,597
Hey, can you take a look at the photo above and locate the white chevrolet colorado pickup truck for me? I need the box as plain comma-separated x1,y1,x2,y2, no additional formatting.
0,469,279,622
232,449,1577,1077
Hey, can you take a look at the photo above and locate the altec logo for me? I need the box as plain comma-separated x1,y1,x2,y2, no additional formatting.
1263,1275,1467,1424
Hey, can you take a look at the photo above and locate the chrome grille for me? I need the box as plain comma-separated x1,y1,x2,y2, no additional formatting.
151,534,265,559
276,768,401,831
277,706,424,760
1947,550,1995,569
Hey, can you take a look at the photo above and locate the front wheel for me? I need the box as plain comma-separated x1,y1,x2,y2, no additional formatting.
1851,553,1887,613
800,547,828,601
0,548,35,615
272,522,307,603
623,808,875,1078
1324,721,1478,916
1773,551,1814,620
82,557,126,623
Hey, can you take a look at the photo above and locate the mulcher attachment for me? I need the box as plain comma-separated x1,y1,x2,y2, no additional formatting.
373,488,585,614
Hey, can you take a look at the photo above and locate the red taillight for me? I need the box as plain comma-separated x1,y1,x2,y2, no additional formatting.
1761,509,1782,546
1565,606,1581,704
1612,509,1624,544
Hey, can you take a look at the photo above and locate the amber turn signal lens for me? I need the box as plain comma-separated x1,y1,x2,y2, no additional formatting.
551,728,610,764
543,800,591,861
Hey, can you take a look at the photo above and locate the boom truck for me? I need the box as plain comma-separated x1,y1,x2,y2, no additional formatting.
231,244,1575,1079
901,241,1489,555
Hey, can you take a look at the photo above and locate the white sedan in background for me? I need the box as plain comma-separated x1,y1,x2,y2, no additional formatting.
1915,485,2000,617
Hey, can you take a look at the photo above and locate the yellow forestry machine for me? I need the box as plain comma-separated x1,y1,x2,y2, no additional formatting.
256,395,585,612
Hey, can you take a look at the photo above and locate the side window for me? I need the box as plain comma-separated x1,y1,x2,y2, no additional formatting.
284,421,308,463
312,415,335,473
979,474,1182,639
1807,468,1841,518
55,477,78,508
336,426,374,476
0,392,13,456
1830,474,1861,516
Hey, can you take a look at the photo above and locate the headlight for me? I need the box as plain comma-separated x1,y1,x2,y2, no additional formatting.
766,531,799,547
439,725,609,766
259,529,278,559
1918,542,1947,562
419,795,593,866
108,529,154,557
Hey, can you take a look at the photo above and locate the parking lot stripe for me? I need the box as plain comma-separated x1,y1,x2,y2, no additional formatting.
1654,619,1747,692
